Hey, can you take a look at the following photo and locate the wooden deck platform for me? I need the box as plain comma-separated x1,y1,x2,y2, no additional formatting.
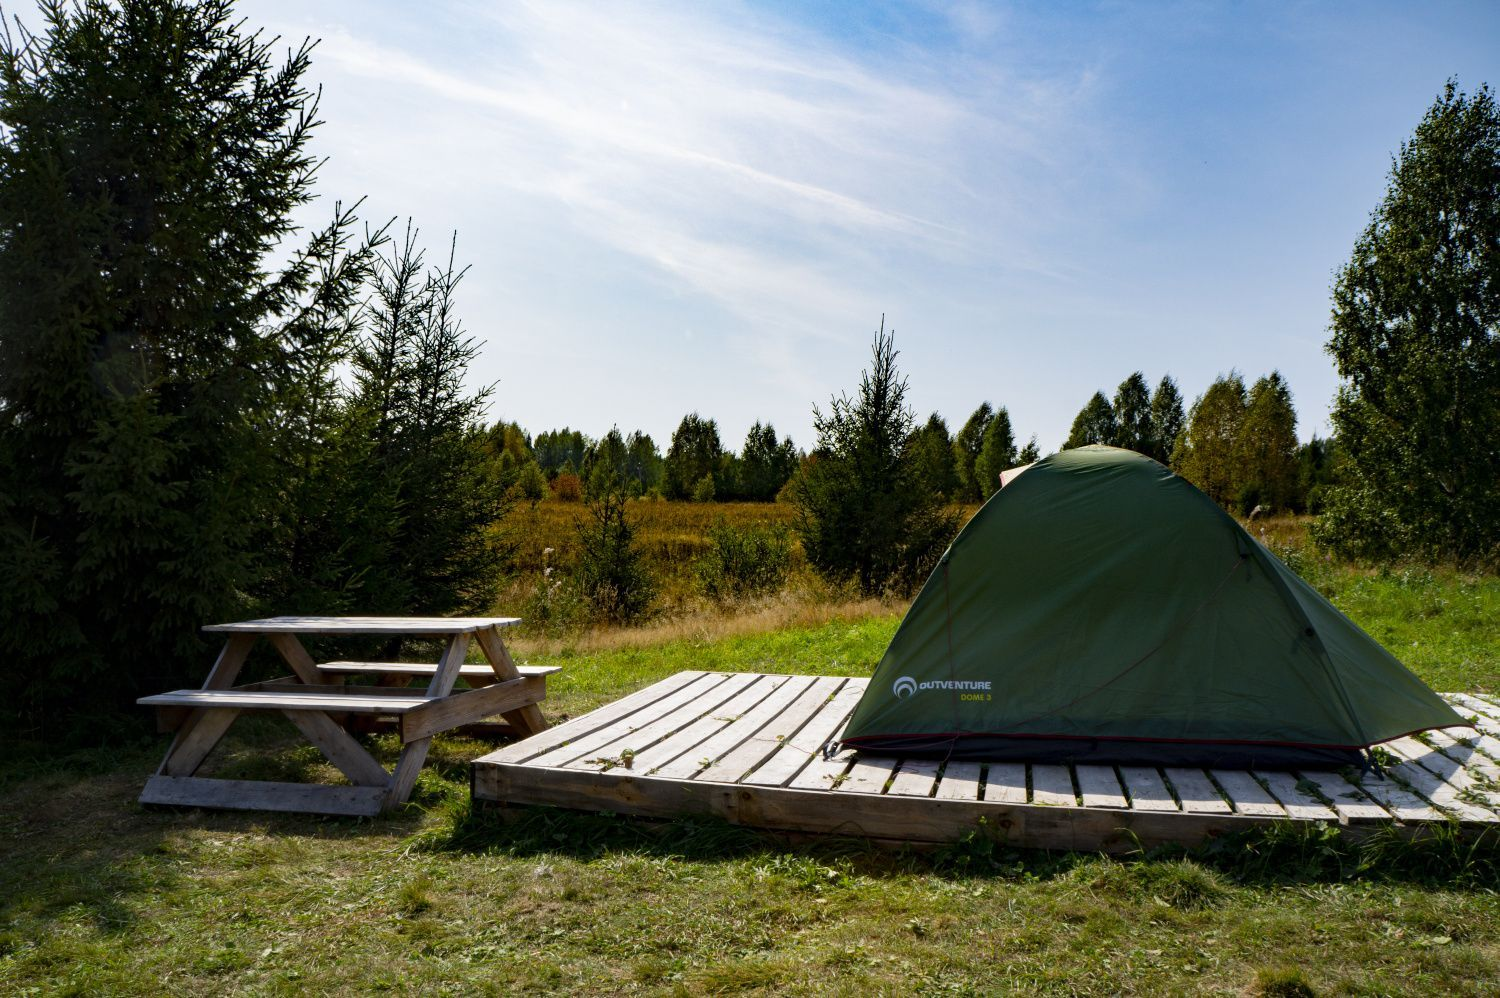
472,671,1500,853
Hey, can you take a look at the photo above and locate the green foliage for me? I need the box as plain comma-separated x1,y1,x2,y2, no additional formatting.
0,0,330,732
665,412,724,500
1111,372,1153,453
1172,372,1247,506
973,406,1016,500
793,322,958,595
1235,372,1299,512
533,428,589,479
1064,391,1117,449
695,521,793,600
574,483,655,624
0,4,512,735
691,472,717,503
1319,81,1500,565
625,430,664,495
737,421,798,501
1148,375,1185,464
908,413,957,498
951,402,993,502
515,461,548,503
1017,435,1042,465
1296,436,1342,514
583,427,631,497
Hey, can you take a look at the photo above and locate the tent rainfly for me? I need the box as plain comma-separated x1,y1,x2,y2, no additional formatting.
839,445,1470,769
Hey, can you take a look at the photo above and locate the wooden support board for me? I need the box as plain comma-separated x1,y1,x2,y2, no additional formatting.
472,672,1500,853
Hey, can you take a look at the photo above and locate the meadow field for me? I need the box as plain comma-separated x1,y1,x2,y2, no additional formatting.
3,503,1499,995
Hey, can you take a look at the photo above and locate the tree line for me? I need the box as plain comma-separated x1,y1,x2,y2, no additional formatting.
1059,369,1335,516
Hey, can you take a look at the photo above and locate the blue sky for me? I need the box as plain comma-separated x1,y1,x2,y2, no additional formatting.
222,1,1500,451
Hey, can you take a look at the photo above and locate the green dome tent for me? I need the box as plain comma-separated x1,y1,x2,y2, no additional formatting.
840,446,1468,769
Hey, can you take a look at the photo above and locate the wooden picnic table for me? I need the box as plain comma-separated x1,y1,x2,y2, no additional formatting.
138,616,554,817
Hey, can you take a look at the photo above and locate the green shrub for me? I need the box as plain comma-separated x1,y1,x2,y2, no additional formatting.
574,488,655,624
691,473,717,503
696,521,793,600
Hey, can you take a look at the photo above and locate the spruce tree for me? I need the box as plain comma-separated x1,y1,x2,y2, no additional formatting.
1319,81,1500,562
973,406,1017,500
1148,376,1186,464
909,413,957,498
1111,372,1153,453
0,1,340,731
794,322,956,595
739,421,798,501
1017,436,1042,465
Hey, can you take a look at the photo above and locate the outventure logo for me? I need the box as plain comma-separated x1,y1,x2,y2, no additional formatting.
892,676,992,699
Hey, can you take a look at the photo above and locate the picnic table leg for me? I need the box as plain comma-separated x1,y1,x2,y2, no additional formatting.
153,635,257,778
474,625,547,737
382,634,474,809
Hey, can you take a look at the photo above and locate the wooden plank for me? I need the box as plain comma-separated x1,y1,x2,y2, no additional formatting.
1350,766,1446,822
742,679,867,787
1163,768,1232,814
527,673,740,769
266,633,329,685
1448,694,1500,729
477,671,708,766
205,616,520,634
399,676,547,743
1118,767,1179,812
1384,738,1500,822
983,763,1028,804
887,759,940,797
426,632,474,698
318,661,561,679
385,739,432,808
787,748,855,792
837,755,900,795
562,672,760,772
1294,770,1392,823
474,762,1285,855
624,675,788,775
1030,764,1077,807
160,707,240,777
474,625,547,737
1468,693,1500,718
282,710,391,787
202,634,257,689
1075,765,1128,809
694,676,846,785
139,689,431,713
141,775,386,817
652,675,816,780
1426,729,1500,778
1254,770,1338,821
933,761,982,801
1209,770,1286,818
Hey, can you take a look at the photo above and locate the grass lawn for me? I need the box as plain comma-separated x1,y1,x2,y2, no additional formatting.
4,541,1500,994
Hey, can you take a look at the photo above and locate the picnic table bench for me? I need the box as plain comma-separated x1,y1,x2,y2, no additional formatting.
138,616,552,817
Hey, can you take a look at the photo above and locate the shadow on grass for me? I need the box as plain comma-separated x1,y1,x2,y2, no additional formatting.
420,797,1500,891
0,716,477,947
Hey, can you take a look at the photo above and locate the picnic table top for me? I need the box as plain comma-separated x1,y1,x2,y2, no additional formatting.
203,615,522,635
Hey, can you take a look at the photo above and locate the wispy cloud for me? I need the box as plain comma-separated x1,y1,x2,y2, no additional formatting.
308,0,1101,357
